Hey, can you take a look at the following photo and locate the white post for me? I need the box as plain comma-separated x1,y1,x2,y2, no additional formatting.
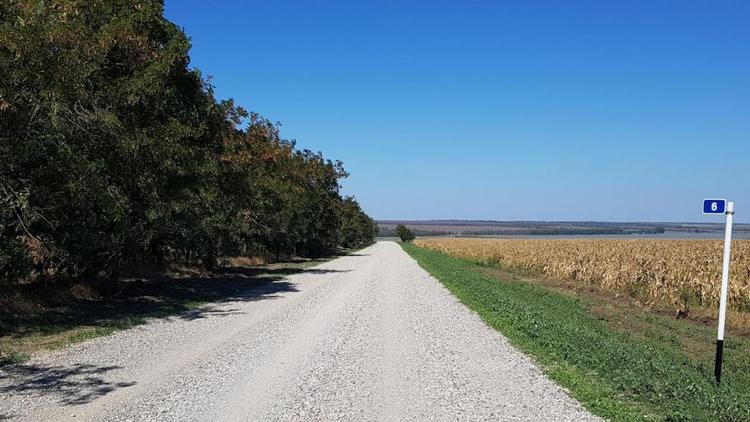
715,201,734,384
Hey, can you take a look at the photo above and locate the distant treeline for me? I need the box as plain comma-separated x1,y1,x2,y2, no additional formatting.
378,226,666,237
378,228,455,237
465,228,667,236
0,1,377,285
381,220,750,233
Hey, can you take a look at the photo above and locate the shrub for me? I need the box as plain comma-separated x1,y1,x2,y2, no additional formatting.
395,225,415,242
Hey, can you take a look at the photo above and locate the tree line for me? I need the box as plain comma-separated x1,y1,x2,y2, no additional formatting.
0,1,377,285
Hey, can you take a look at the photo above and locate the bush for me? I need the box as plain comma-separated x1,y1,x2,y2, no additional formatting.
395,225,415,242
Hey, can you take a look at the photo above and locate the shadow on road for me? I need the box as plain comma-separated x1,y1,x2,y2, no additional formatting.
178,305,247,321
0,262,358,405
0,362,136,405
0,263,352,342
0,250,367,410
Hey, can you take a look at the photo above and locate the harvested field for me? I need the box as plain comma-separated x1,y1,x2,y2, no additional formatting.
414,238,750,312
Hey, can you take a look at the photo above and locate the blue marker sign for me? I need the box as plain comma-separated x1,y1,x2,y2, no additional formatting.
703,199,727,214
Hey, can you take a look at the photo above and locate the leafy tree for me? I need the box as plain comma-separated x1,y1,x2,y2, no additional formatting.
0,0,377,285
336,197,378,248
395,225,415,242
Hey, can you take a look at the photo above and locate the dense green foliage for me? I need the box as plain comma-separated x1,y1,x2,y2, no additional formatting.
0,1,376,284
402,243,750,422
395,224,415,242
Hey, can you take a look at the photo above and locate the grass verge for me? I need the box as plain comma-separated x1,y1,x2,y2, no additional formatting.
401,242,750,422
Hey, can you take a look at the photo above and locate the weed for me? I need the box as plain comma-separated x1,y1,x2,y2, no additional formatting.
0,351,29,366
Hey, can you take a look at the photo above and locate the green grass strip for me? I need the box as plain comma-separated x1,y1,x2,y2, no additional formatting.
401,243,750,422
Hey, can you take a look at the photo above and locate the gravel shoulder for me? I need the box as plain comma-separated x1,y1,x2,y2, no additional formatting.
0,241,598,421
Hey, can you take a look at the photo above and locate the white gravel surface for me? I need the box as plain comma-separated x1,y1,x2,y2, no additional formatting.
0,241,599,421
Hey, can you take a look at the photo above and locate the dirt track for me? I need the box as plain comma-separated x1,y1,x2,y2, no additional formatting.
0,241,597,421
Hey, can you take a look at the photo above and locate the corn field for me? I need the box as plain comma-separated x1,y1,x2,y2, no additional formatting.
414,238,750,312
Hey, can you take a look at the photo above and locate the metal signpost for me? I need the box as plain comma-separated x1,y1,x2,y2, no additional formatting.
703,198,734,384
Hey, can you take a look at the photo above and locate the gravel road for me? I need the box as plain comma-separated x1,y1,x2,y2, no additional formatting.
0,241,598,421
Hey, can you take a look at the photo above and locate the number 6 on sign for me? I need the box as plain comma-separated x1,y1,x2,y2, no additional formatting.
703,199,726,214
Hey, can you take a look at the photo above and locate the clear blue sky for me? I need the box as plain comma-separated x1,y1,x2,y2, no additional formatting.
165,1,749,222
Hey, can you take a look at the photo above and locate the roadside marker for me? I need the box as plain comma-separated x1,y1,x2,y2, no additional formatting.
703,198,727,215
703,199,734,384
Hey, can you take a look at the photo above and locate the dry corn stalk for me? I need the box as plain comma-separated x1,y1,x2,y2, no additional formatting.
414,238,750,312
